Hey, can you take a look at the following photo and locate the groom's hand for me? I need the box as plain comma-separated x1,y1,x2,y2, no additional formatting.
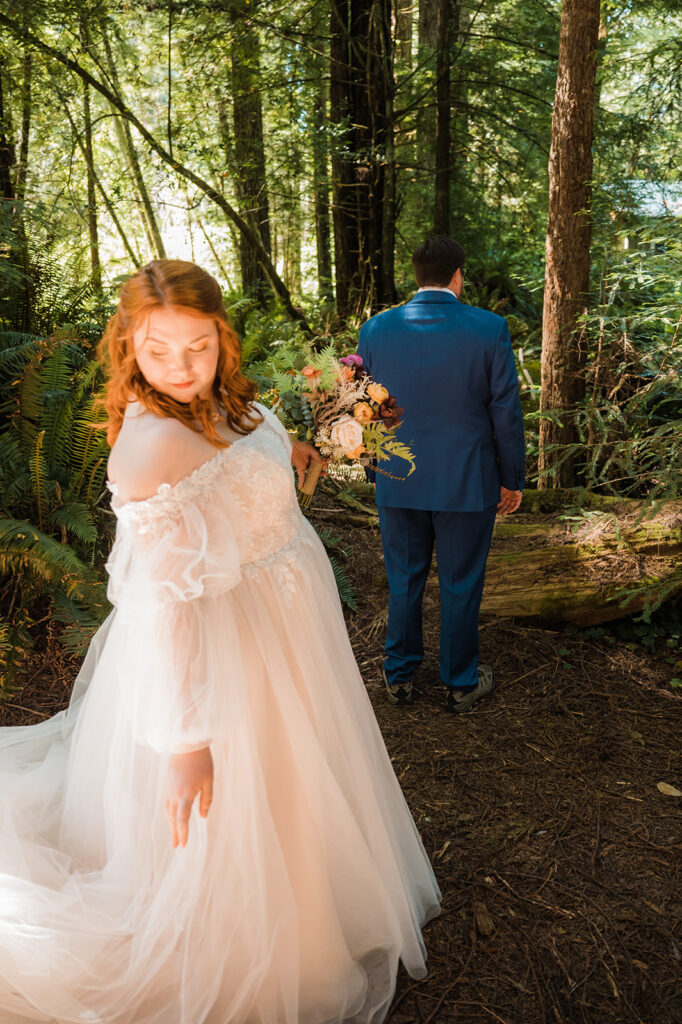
497,486,522,516
291,440,325,488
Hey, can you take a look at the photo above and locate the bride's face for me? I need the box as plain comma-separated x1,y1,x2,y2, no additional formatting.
132,305,220,404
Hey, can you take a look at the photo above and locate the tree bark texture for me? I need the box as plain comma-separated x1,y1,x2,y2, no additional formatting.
312,78,334,303
230,2,272,302
539,0,601,489
418,0,438,49
415,0,438,185
330,0,394,320
433,0,455,235
15,42,33,328
0,52,33,330
81,77,103,296
396,0,412,64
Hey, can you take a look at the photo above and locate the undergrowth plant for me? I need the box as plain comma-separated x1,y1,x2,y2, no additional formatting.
0,331,112,695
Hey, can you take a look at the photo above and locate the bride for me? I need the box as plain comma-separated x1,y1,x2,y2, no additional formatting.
0,260,441,1024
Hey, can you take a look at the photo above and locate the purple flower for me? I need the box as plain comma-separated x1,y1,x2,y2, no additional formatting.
339,354,363,367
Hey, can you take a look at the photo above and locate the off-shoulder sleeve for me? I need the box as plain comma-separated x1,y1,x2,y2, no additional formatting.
106,482,250,754
254,402,294,457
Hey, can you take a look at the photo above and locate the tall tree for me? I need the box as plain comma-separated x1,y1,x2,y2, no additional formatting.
0,49,33,330
538,0,601,488
433,0,454,235
13,37,33,328
80,16,102,295
230,1,272,302
100,21,166,261
330,0,394,320
312,76,333,303
81,76,102,295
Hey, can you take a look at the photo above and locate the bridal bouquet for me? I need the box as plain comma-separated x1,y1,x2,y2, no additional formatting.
272,348,415,505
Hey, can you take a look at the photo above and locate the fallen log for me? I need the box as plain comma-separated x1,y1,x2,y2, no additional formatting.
479,493,682,627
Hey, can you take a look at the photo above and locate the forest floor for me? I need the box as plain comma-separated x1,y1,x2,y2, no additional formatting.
2,490,681,1024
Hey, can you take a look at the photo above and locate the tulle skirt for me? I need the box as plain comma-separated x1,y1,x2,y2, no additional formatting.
0,524,440,1023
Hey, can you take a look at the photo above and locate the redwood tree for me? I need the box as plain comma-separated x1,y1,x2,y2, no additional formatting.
330,0,394,321
538,0,601,488
230,0,272,303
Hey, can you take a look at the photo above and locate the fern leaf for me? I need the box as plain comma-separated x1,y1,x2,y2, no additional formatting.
50,502,98,546
29,430,47,531
329,557,357,611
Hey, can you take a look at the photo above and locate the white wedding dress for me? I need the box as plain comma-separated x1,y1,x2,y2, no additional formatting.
0,405,440,1024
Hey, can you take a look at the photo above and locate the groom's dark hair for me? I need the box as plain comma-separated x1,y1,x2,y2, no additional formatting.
412,236,465,287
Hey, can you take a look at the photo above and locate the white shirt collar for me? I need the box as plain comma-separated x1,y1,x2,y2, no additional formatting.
417,286,456,295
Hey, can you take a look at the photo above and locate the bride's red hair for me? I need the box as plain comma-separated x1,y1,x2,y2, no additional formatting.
98,259,261,447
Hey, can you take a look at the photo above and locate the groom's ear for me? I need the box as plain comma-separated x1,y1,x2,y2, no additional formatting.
453,267,464,298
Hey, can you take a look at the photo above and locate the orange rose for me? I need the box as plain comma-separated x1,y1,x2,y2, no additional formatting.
345,444,366,460
367,382,389,404
353,402,374,424
339,365,355,382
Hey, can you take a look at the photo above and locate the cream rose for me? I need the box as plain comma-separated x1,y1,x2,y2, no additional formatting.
330,414,365,455
367,382,389,404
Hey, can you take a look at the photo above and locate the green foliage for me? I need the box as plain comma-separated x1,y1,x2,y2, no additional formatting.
0,331,112,695
310,526,357,612
520,221,682,500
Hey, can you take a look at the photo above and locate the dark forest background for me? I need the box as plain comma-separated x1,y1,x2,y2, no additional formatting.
0,0,680,684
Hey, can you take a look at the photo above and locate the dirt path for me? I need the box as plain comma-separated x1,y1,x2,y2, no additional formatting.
334,507,682,1024
2,501,681,1024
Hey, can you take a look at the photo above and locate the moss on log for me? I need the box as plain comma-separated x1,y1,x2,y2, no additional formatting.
478,494,682,627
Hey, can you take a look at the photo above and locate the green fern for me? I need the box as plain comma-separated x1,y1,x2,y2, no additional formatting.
329,557,357,612
51,502,98,546
29,430,47,531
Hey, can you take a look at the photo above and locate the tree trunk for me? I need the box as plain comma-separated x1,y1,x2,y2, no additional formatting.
0,52,32,331
416,0,438,188
396,0,412,64
312,78,334,303
230,1,272,302
418,0,438,48
433,0,453,235
538,0,601,489
14,41,33,329
330,0,393,320
81,76,103,296
15,49,30,203
378,1,396,307
60,95,141,268
100,22,166,261
330,0,355,321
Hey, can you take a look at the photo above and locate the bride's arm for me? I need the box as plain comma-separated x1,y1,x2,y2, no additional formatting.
109,422,243,848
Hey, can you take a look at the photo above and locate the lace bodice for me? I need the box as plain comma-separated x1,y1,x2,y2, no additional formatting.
106,405,313,610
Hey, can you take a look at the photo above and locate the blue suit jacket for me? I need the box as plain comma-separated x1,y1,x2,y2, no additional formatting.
357,290,526,511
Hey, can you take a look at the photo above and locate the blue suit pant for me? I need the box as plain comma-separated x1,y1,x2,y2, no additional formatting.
377,506,497,691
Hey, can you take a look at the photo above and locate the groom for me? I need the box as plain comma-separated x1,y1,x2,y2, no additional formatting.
357,236,525,713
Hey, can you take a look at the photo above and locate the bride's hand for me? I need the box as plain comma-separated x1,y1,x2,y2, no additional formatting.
291,439,326,488
165,747,214,849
